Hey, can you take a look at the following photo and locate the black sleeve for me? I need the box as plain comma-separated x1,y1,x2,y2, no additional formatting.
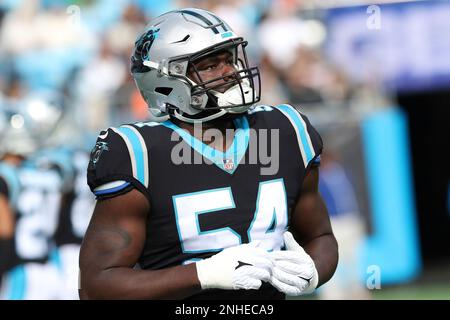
87,128,148,200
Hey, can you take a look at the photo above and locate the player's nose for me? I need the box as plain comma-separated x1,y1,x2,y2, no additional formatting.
221,62,236,79
220,63,238,89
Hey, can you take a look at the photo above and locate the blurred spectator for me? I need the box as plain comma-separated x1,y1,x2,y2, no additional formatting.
102,3,149,125
281,47,325,105
111,70,148,125
0,0,40,56
74,39,127,132
257,0,306,70
0,0,95,91
105,4,147,56
258,53,288,106
280,47,355,108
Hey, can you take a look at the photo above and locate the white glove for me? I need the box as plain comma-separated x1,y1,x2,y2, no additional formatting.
195,241,273,290
269,231,319,296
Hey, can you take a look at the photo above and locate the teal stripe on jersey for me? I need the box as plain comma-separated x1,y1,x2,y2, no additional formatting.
118,127,146,186
278,104,315,165
6,265,26,300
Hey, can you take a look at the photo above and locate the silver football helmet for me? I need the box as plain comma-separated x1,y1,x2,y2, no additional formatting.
0,91,64,157
131,8,261,123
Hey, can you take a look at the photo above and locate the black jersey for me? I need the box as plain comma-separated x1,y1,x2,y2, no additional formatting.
87,104,323,299
0,149,73,273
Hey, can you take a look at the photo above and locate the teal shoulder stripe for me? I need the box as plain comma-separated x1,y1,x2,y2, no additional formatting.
117,126,146,186
0,163,20,209
277,104,315,165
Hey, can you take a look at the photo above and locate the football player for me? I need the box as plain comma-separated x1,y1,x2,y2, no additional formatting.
79,8,338,299
0,93,69,299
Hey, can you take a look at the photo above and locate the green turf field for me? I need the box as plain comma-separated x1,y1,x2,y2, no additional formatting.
370,284,450,300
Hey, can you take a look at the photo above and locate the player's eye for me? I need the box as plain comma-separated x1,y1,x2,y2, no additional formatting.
202,64,217,71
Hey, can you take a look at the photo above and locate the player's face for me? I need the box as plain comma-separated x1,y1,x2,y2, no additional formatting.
187,51,237,93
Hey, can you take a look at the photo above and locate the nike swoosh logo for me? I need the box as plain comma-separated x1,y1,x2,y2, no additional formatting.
299,276,312,284
170,34,190,44
99,131,109,139
235,261,253,270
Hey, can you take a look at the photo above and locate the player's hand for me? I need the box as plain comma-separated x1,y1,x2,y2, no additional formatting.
195,241,273,290
269,231,319,296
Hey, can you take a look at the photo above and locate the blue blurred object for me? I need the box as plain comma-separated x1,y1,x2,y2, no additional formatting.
319,161,359,218
82,0,130,33
40,0,71,9
325,0,450,92
359,107,421,285
134,0,174,17
0,0,22,11
14,48,92,91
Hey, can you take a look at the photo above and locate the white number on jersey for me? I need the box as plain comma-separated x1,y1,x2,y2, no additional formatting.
247,179,288,251
15,169,62,260
173,187,241,253
173,179,288,258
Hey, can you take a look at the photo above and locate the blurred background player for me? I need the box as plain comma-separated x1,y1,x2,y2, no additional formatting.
0,88,95,300
0,93,68,299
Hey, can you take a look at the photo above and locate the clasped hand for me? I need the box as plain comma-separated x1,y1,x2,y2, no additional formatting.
196,231,318,296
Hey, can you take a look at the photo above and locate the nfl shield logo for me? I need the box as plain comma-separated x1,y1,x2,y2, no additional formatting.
223,158,235,171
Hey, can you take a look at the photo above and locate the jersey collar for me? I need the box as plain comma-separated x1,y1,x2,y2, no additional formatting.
161,116,250,175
